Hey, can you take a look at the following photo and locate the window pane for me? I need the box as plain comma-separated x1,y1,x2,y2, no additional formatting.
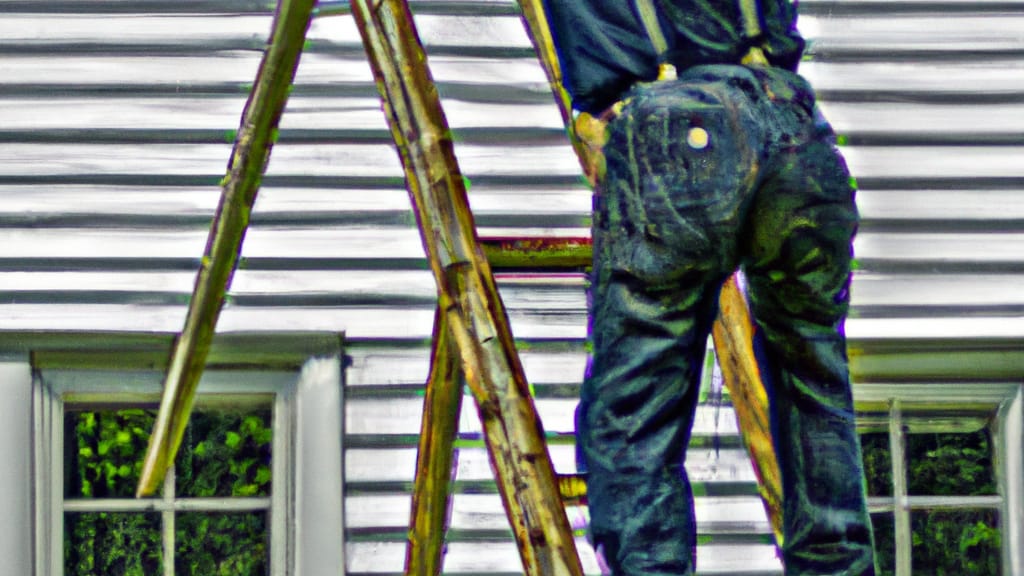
65,409,157,498
860,432,892,497
65,406,274,499
906,429,996,496
175,512,268,576
911,510,1000,575
65,512,162,576
176,408,274,498
870,513,896,576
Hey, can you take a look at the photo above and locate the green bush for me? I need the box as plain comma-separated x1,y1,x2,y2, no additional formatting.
862,428,1001,575
64,512,161,575
175,513,267,576
65,407,273,576
912,510,1000,575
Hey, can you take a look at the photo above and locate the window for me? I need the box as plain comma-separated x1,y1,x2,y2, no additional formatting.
856,383,1024,576
32,352,344,576
63,403,275,576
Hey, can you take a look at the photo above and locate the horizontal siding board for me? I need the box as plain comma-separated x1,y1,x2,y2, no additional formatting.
0,227,427,260
27,11,1022,61
801,14,1024,55
856,189,1024,222
344,540,781,574
0,271,1021,338
344,446,760,484
0,303,437,338
3,271,1021,309
802,60,1024,96
344,400,739,437
9,97,1024,138
0,142,580,178
0,14,275,47
7,56,1024,97
0,0,522,16
344,493,770,535
2,0,1021,14
0,308,1019,341
2,228,1019,270
2,10,1021,56
842,146,1024,180
343,345,589,387
799,0,1024,13
4,142,1023,181
0,185,417,217
820,102,1024,138
844,316,1024,341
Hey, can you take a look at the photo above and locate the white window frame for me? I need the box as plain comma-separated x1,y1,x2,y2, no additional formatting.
30,353,343,576
0,360,33,575
855,382,1024,576
996,384,1024,576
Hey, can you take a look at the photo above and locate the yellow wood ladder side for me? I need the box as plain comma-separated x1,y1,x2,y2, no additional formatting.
348,1,586,574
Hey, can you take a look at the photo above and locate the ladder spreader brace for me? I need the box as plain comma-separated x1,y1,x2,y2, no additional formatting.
136,0,783,573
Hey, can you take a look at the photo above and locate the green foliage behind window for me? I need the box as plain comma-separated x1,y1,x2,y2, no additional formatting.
912,510,1000,576
178,410,274,498
861,427,1001,576
64,406,273,576
906,431,995,497
65,513,161,576
176,513,267,576
861,433,892,497
67,409,152,499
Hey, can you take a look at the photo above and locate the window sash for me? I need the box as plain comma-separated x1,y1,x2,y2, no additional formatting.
995,385,1024,575
36,369,296,576
857,383,1023,576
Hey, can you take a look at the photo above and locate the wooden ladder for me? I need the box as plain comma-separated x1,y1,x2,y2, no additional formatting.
355,1,786,573
136,0,783,573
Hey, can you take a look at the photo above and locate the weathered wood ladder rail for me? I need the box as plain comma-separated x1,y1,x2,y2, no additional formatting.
136,0,784,573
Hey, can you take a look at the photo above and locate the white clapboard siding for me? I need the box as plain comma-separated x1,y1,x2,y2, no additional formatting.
1,0,1022,574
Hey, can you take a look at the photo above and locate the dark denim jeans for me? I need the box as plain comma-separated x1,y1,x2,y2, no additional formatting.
578,64,876,575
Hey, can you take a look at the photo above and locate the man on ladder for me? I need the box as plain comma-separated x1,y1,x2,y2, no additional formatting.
542,0,877,573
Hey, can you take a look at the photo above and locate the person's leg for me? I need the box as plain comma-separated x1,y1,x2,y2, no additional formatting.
742,93,875,574
581,253,718,574
580,77,760,575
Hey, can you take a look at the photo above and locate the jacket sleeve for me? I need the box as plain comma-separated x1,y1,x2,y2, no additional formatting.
543,0,660,114
542,0,805,114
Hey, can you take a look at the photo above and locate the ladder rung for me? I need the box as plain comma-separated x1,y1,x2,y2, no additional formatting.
480,236,592,270
557,473,587,505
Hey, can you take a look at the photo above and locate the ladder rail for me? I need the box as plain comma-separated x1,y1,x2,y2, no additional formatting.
405,309,464,575
136,0,316,498
349,0,584,573
402,0,786,551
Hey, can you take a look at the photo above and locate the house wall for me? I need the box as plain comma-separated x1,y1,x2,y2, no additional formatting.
1,0,1022,574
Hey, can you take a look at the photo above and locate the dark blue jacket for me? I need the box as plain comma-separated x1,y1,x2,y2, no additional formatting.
543,0,805,113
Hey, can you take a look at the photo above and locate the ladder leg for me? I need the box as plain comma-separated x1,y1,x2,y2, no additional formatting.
136,0,316,497
713,277,784,544
350,1,583,574
405,308,464,575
